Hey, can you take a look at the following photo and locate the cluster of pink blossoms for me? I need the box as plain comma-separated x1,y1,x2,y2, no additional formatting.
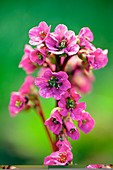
9,21,108,165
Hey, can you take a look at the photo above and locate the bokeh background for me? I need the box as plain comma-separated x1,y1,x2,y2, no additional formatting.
0,0,113,166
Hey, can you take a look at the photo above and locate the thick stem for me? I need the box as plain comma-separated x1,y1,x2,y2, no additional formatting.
61,56,72,71
34,96,58,151
55,55,61,72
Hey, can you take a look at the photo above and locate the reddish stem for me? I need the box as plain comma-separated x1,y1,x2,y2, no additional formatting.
34,96,58,152
61,56,72,71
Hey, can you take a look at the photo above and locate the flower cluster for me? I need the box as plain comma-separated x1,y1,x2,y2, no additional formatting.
9,21,108,166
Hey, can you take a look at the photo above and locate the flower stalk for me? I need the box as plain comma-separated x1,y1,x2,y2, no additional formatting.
9,21,108,166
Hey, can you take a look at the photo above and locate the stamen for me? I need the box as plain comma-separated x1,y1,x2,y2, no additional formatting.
66,98,75,110
40,31,46,39
48,76,61,89
52,118,59,124
70,128,75,133
59,40,67,50
82,119,87,124
38,54,43,60
57,152,67,163
15,100,22,108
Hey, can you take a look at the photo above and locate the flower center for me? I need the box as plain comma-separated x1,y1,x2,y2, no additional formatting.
57,152,67,163
66,98,76,110
48,76,61,89
59,40,67,50
15,100,22,108
70,128,75,133
82,119,87,124
40,31,46,39
37,53,43,60
52,118,59,124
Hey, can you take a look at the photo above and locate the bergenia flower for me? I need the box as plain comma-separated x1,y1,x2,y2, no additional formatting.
78,111,95,133
19,76,35,95
35,68,71,100
71,68,95,94
45,24,79,55
19,44,37,74
44,108,62,135
56,138,72,151
58,88,86,119
9,92,26,117
87,48,108,69
66,56,95,94
29,21,51,45
86,164,105,169
77,27,95,51
44,150,73,165
78,27,94,42
64,119,80,140
30,46,46,65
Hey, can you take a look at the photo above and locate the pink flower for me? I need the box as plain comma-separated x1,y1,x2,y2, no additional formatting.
44,108,62,135
86,164,105,169
19,45,37,74
35,68,71,100
71,69,95,94
19,76,35,95
56,136,72,151
64,119,80,140
78,27,94,42
77,27,95,51
9,92,26,117
78,111,95,133
87,48,108,69
66,57,95,94
44,150,73,165
45,24,79,55
30,46,46,65
58,88,86,120
29,21,51,45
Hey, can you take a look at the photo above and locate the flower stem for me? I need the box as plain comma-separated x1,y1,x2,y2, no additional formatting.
34,96,58,151
61,56,72,71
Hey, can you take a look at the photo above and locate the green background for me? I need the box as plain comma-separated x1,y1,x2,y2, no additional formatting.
0,0,113,166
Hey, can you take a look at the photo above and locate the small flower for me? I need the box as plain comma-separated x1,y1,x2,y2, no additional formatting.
86,164,105,169
66,56,95,94
30,46,46,65
19,45,37,74
64,119,80,140
58,88,86,119
35,68,71,100
45,24,79,55
19,76,35,95
9,92,26,116
78,27,94,42
45,108,62,135
56,138,72,151
78,111,95,133
44,150,73,165
29,21,51,45
87,48,108,69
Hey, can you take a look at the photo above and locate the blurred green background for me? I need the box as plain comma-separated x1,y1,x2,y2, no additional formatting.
0,0,113,166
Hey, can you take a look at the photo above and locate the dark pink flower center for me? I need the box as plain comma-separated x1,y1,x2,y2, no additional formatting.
48,76,61,89
15,100,23,108
66,98,76,110
57,152,67,163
